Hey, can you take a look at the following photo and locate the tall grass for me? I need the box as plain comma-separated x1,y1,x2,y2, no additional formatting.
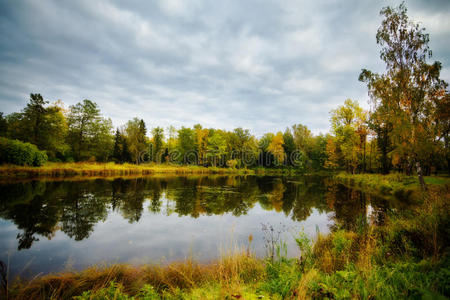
7,246,264,300
0,162,312,180
0,162,257,180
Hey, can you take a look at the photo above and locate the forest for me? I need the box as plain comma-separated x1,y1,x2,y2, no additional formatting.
0,4,449,181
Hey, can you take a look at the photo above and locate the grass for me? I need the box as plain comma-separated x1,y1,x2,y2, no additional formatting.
334,172,450,200
4,186,449,299
0,162,309,180
0,162,254,179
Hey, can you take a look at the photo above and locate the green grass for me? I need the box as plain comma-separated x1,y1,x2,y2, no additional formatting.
6,186,450,299
334,172,450,200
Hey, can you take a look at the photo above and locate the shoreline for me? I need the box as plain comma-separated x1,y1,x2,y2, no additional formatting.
0,162,311,180
334,172,450,200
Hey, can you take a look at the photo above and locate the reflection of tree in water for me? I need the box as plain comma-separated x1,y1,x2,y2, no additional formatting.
60,182,109,241
163,176,257,218
0,175,389,251
325,180,390,231
287,177,329,222
0,181,61,249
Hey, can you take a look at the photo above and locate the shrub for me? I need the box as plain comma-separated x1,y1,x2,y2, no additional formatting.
0,137,48,166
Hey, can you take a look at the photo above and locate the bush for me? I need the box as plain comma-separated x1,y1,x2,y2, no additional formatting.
0,137,48,166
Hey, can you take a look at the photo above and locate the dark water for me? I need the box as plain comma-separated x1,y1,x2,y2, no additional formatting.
0,175,393,278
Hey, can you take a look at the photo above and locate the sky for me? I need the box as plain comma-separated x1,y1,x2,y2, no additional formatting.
0,0,449,136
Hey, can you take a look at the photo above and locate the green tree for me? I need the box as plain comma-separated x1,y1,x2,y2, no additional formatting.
207,129,228,166
329,99,367,173
124,118,148,164
359,3,448,187
67,99,112,161
309,134,329,170
112,128,132,163
41,102,69,159
5,113,25,141
91,118,114,162
177,127,195,164
292,124,313,154
283,128,296,166
0,112,7,137
151,126,164,163
229,128,256,168
22,93,48,146
8,95,69,160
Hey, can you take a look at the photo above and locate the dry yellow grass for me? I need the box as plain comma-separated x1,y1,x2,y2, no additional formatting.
0,162,254,180
8,247,263,300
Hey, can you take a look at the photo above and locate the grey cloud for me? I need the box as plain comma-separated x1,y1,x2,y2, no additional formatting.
0,0,449,136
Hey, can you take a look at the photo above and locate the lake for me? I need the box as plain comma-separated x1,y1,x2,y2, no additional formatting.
0,175,393,278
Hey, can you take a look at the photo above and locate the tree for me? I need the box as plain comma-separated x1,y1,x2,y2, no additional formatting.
5,113,25,141
178,127,195,164
359,3,448,188
324,136,340,170
259,133,274,167
267,132,285,165
9,94,69,160
124,118,148,164
435,93,450,175
152,127,164,163
113,128,132,163
282,128,296,166
309,134,329,170
330,99,367,173
90,117,114,162
207,129,228,167
67,99,100,160
22,93,48,146
292,124,313,154
194,124,209,165
67,100,113,161
0,112,7,137
229,128,256,168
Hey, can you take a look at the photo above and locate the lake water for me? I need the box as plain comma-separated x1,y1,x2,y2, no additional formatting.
0,175,393,278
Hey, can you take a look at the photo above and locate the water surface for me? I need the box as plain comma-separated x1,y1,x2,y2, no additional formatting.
0,175,393,278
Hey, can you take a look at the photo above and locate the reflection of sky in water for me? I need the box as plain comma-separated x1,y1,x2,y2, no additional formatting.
0,175,387,278
0,197,332,278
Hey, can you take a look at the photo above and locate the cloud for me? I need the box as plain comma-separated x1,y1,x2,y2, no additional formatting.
0,0,449,136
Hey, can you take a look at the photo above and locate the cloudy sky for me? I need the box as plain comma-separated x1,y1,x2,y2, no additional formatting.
0,0,449,135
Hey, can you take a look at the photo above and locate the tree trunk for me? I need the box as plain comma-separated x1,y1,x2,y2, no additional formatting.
447,156,450,176
363,138,366,173
416,161,427,191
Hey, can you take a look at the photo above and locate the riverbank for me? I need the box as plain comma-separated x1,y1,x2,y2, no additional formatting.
0,162,308,180
334,172,450,200
5,187,449,299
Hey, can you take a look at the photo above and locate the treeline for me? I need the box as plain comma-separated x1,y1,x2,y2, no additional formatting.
0,96,329,170
0,4,448,175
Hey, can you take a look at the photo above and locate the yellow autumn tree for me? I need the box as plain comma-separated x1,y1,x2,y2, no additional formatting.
268,132,285,165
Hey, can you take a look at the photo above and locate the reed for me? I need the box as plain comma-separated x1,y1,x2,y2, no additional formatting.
0,162,256,180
